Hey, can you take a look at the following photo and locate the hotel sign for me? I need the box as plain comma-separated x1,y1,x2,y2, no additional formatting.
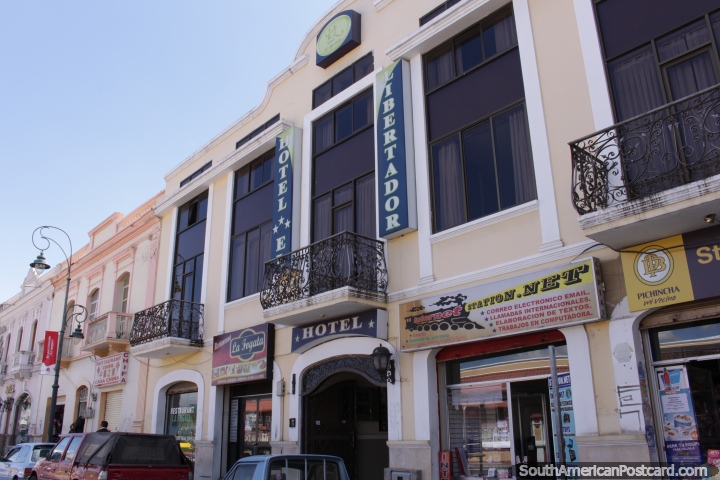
375,60,417,239
316,10,361,69
93,352,129,387
621,225,720,312
400,258,606,351
291,309,388,353
212,324,274,386
271,127,302,258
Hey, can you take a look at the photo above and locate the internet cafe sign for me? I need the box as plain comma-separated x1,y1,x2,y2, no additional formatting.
93,352,129,387
212,324,274,386
400,258,606,351
621,225,720,312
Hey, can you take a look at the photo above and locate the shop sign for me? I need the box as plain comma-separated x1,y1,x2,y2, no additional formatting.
40,331,58,375
212,324,274,386
93,352,129,387
271,127,302,258
400,258,606,351
621,225,720,311
375,60,417,239
291,309,388,354
657,367,702,464
316,11,361,68
439,451,451,479
549,372,578,466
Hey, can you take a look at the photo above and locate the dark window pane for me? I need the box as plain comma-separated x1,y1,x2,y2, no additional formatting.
493,104,536,209
251,162,264,190
178,204,190,230
313,81,332,109
244,229,261,296
192,254,204,303
176,222,206,260
334,182,354,206
257,222,273,293
313,194,332,242
332,67,354,95
354,53,374,79
420,5,447,26
426,44,454,90
608,45,665,121
657,19,710,62
483,12,517,57
233,184,274,235
432,136,467,231
463,121,499,220
182,274,194,303
353,91,373,131
334,204,353,234
335,104,353,143
235,168,249,199
355,173,376,238
314,128,375,196
666,51,717,100
262,155,273,184
314,114,334,153
197,193,208,221
228,235,247,301
455,28,484,74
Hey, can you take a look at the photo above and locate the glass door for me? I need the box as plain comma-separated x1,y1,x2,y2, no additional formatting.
512,380,553,467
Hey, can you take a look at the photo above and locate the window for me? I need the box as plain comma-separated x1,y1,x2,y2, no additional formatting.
420,0,462,26
179,161,212,188
424,8,535,232
5,446,23,463
166,384,198,465
173,192,208,304
312,53,374,108
64,436,83,463
50,436,70,461
235,114,280,150
16,327,23,352
88,289,100,321
116,274,130,313
228,150,274,301
30,320,38,354
312,89,376,241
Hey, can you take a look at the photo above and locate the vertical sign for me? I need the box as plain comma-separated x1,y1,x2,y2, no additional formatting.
657,367,702,465
439,451,451,479
271,127,302,258
375,60,417,239
41,331,58,375
229,399,239,443
549,372,579,466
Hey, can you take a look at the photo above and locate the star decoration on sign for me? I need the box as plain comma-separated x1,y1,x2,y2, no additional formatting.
295,335,300,343
284,219,291,229
273,225,279,234
368,320,374,328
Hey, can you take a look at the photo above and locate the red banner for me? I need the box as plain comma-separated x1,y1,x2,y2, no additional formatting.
41,331,58,375
439,451,451,479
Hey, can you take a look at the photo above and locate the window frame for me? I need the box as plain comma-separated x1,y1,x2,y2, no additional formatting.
172,191,209,304
87,289,100,321
312,53,374,109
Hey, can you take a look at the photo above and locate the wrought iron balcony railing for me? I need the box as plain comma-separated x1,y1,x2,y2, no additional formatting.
571,85,720,214
129,299,204,347
260,231,388,309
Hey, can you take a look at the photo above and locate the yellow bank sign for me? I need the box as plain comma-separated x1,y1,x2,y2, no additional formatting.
621,225,720,311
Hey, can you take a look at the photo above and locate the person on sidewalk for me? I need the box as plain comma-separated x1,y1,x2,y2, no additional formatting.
97,420,110,432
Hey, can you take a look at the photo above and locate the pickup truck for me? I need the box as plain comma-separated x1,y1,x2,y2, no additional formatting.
222,454,350,480
31,432,191,480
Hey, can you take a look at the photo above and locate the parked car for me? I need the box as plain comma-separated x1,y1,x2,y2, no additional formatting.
0,442,54,480
31,432,191,480
222,454,350,480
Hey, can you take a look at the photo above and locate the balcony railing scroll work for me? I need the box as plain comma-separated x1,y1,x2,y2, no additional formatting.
261,231,389,309
129,300,204,347
571,85,720,214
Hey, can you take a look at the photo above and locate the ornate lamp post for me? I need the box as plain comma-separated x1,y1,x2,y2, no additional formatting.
29,226,87,440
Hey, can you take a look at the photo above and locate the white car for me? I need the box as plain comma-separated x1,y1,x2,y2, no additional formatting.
0,443,54,480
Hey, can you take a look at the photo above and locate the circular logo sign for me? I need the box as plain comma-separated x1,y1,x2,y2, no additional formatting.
317,15,352,57
634,245,674,286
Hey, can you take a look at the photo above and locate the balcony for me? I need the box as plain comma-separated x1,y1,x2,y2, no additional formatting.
9,351,34,379
261,231,388,326
129,299,204,359
37,339,74,368
80,312,133,357
570,85,720,250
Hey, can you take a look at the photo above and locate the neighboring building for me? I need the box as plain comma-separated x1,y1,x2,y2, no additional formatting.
0,268,54,451
37,193,163,441
124,1,720,480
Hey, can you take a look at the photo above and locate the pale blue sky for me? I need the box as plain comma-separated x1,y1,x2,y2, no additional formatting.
0,1,338,302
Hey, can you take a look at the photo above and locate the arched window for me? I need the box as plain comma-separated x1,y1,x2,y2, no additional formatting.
116,274,130,313
88,290,100,321
30,320,38,354
16,328,23,352
4,335,11,362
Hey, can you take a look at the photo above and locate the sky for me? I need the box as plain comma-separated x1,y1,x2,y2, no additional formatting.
0,0,339,303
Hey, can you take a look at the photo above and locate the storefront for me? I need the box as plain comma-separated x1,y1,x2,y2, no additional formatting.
212,323,274,470
166,382,198,463
400,259,605,479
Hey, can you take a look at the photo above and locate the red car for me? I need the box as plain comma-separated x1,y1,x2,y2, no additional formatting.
32,432,191,480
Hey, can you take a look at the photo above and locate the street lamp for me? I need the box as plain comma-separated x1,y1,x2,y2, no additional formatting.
371,344,396,384
68,305,88,345
29,226,83,441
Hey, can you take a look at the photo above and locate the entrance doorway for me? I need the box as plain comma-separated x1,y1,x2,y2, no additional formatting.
512,379,553,467
302,372,388,480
